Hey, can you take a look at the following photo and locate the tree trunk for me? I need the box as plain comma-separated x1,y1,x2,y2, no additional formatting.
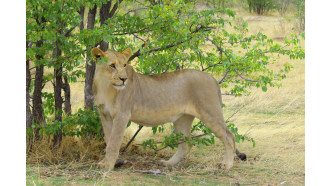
84,1,123,109
26,42,32,129
84,6,97,110
78,6,85,30
32,40,45,141
99,1,112,51
100,1,112,25
53,44,63,147
63,75,71,115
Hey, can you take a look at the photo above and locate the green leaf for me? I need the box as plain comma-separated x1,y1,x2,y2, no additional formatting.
126,121,131,128
198,141,203,150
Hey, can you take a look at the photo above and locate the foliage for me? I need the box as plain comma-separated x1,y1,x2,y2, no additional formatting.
141,121,255,151
227,123,255,147
27,108,102,141
26,0,86,87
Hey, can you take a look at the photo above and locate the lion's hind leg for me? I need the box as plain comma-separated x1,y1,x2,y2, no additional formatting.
199,110,235,170
162,114,194,167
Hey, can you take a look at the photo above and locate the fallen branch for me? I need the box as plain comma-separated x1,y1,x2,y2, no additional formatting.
121,125,143,152
133,169,165,175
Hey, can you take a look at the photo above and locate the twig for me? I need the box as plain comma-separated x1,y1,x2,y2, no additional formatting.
202,62,223,71
222,93,235,96
205,37,226,55
121,125,143,152
234,69,260,82
225,105,246,123
64,24,79,37
218,69,230,84
29,66,37,71
125,7,149,15
132,33,146,42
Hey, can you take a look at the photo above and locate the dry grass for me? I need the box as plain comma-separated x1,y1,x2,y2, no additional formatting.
27,10,305,185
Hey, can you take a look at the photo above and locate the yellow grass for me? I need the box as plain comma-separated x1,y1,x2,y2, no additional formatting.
27,9,305,185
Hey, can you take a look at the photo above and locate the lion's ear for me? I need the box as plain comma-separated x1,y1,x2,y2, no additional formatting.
121,48,132,58
91,48,106,59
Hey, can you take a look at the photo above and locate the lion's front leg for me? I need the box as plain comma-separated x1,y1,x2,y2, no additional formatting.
99,111,113,145
98,116,129,170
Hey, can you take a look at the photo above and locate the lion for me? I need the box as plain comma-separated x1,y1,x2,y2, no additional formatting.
91,47,246,170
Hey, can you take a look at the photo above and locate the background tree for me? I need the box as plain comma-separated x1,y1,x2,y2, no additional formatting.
276,0,291,16
295,0,305,31
247,0,276,15
27,0,85,146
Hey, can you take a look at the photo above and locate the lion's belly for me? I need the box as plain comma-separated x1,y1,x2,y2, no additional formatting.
130,103,197,126
130,112,183,126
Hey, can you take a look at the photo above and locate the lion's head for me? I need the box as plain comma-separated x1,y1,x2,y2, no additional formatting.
91,47,132,89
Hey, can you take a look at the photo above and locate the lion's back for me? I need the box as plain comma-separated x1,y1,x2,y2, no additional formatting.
133,69,221,108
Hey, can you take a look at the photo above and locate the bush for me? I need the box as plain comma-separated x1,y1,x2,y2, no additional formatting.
27,108,102,142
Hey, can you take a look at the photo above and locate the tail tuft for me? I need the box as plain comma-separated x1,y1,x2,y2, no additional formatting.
236,149,247,161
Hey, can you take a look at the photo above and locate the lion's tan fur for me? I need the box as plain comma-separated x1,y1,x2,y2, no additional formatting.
91,47,236,170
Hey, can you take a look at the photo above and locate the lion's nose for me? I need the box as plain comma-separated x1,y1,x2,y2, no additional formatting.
120,78,127,83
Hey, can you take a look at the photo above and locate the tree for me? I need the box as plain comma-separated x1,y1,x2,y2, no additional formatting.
276,0,291,16
27,0,85,147
247,0,276,15
295,0,305,31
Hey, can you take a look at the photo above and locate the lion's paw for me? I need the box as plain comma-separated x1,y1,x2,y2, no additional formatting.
97,158,115,170
218,161,233,170
161,160,175,167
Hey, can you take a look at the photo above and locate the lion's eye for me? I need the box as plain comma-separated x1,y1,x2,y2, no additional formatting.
110,64,116,69
124,64,127,67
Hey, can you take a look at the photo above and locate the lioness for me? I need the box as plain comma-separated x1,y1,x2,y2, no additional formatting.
91,47,245,170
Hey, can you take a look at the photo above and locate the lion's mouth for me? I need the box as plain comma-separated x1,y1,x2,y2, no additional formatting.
113,83,126,90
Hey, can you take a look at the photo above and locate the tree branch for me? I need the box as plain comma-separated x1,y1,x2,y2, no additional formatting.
125,7,149,15
129,25,213,61
109,0,124,18
132,33,146,42
234,69,260,82
202,62,223,72
205,36,226,54
29,66,37,71
64,24,80,37
219,69,230,84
